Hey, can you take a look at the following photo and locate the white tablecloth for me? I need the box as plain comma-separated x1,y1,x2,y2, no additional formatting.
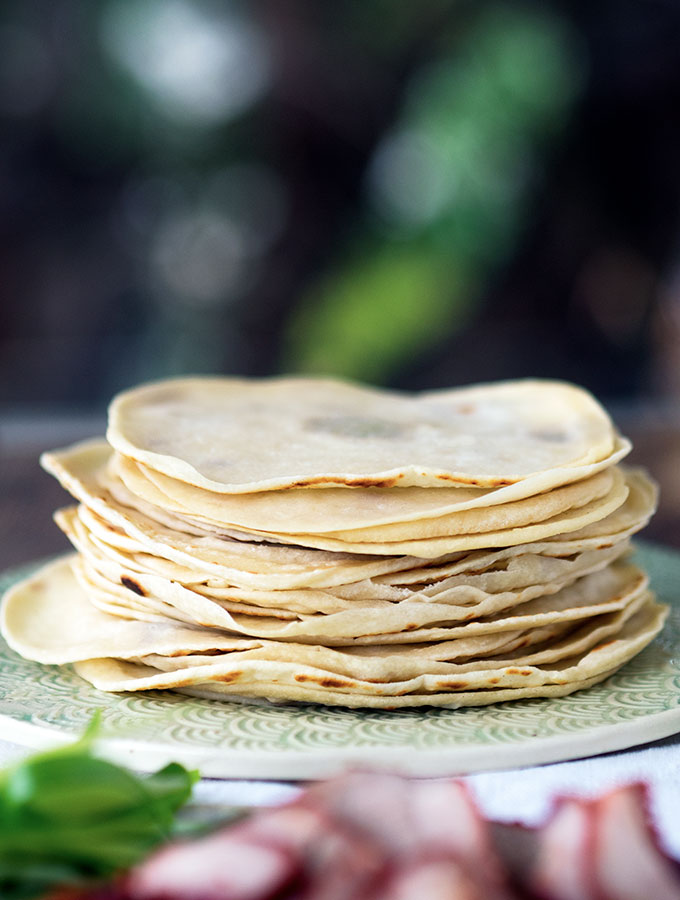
2,731,679,857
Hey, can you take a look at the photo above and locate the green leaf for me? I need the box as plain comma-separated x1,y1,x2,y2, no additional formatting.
4,756,152,820
284,242,472,383
0,718,198,896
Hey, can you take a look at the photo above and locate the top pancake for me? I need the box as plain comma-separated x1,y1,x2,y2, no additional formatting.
107,377,618,493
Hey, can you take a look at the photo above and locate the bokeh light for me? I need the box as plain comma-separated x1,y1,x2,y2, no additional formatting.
101,0,270,125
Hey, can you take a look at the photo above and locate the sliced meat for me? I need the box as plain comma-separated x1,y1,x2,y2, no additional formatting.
528,797,598,900
303,772,415,853
47,775,680,900
370,856,506,900
491,821,540,888
410,781,505,881
594,784,680,900
240,801,387,900
295,820,386,900
238,804,327,852
124,827,298,900
301,773,518,897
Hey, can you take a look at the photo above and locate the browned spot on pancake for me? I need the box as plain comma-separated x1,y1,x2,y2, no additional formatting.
594,640,616,651
217,670,242,683
103,523,126,535
403,623,419,631
505,667,520,674
489,677,500,684
282,475,401,489
121,576,146,596
456,404,475,414
162,676,198,688
436,473,479,485
294,674,355,689
345,477,401,488
434,473,516,486
520,670,532,676
441,680,469,689
320,677,355,688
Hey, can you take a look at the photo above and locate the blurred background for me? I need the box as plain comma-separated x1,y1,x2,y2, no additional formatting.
1,0,680,563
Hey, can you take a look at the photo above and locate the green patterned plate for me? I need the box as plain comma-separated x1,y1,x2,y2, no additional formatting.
1,543,680,779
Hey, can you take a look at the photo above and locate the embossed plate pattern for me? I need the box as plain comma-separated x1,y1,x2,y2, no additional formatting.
1,543,679,779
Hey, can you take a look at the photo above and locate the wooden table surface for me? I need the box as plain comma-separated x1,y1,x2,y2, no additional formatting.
1,410,679,573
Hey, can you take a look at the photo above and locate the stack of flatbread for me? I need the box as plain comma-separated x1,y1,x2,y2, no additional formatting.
1,377,664,708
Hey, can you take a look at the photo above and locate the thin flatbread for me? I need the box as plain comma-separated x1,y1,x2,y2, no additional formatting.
74,600,666,707
107,377,618,491
2,556,665,708
114,453,616,539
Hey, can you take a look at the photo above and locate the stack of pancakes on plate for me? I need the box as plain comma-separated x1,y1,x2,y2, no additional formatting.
1,377,664,708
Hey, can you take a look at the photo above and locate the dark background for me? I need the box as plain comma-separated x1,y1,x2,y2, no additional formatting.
1,0,680,564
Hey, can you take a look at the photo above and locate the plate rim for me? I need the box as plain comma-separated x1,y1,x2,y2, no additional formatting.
2,542,680,780
2,704,680,780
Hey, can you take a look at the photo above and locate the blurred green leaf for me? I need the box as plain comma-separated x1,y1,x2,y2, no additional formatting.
285,243,472,382
0,719,198,898
287,4,584,383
